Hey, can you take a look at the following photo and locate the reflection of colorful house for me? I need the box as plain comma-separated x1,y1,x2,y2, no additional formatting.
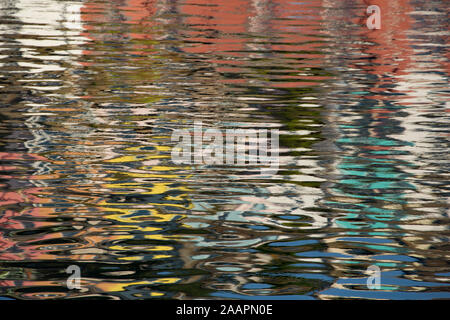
79,0,163,103
319,0,417,226
178,0,328,88
317,0,450,299
81,0,158,55
0,0,195,299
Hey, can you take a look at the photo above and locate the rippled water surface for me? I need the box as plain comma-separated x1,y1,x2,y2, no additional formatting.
0,0,449,300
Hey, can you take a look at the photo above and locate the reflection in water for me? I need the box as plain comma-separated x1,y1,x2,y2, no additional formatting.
0,0,448,299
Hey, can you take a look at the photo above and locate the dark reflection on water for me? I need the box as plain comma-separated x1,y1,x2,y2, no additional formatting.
0,0,448,299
